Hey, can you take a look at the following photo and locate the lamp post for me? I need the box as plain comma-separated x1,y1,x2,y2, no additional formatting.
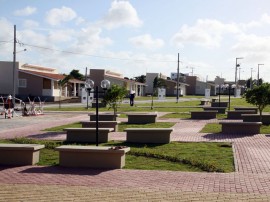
85,79,110,146
250,68,254,89
235,57,243,97
257,64,264,85
225,84,236,111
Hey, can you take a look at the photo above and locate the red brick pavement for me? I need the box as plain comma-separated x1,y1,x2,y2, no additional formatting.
1,113,270,201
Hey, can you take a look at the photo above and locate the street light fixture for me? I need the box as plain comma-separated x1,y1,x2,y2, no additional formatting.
85,79,110,146
257,64,264,85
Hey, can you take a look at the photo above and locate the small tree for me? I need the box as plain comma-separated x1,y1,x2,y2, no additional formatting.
58,75,71,108
151,77,166,109
244,83,270,120
103,84,128,120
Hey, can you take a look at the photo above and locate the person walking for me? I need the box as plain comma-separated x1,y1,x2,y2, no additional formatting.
129,91,135,106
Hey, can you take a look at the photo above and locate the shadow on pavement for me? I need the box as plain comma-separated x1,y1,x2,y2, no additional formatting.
203,133,255,140
27,132,65,140
20,166,110,175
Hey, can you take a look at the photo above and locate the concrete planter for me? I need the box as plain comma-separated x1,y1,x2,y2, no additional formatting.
124,128,173,143
56,145,130,169
242,114,270,125
88,113,119,121
190,111,217,119
64,128,113,143
219,122,262,134
0,144,45,166
211,102,229,108
126,112,157,124
203,107,226,114
227,110,256,119
234,107,258,114
81,121,120,132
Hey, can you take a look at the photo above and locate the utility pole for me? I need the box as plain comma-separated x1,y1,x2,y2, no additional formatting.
257,64,264,85
250,68,253,89
176,53,180,103
12,25,16,107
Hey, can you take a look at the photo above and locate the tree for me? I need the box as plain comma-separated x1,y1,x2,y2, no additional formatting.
103,84,128,120
134,75,146,83
58,75,71,108
151,77,166,109
244,83,270,120
69,69,84,80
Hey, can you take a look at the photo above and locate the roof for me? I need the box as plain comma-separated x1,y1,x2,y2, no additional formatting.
19,69,64,81
162,78,189,86
105,75,146,86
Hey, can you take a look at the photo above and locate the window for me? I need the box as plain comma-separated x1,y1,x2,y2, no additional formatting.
18,79,27,88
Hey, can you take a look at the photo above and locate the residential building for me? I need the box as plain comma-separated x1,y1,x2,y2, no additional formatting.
145,73,188,96
89,69,146,96
0,61,83,101
185,75,216,95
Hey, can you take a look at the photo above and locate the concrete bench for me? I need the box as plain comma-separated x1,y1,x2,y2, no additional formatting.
212,98,219,102
211,101,229,108
126,113,158,124
203,107,227,114
81,121,120,132
200,99,210,105
91,102,106,108
124,128,173,143
64,128,114,143
242,114,270,125
55,145,130,169
0,144,45,166
219,122,262,134
234,107,258,114
227,110,256,119
88,113,119,121
190,111,218,119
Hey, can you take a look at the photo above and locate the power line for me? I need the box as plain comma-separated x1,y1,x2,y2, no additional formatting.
0,39,181,63
21,42,178,63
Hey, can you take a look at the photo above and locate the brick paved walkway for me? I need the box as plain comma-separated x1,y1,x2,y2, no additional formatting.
1,112,270,201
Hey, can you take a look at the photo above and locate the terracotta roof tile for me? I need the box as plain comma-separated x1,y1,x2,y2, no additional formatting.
19,69,65,80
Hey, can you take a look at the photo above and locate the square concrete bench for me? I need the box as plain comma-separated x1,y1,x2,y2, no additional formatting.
219,122,262,134
88,113,119,121
227,110,257,119
0,144,45,166
234,107,258,114
242,114,270,125
190,111,218,119
203,107,227,114
124,128,173,143
200,99,210,105
211,101,229,108
81,121,120,132
55,145,130,169
64,128,114,143
126,112,158,124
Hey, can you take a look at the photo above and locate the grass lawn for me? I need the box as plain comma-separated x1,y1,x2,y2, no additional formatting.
0,138,234,173
43,122,175,132
200,123,270,134
160,112,227,119
44,96,263,114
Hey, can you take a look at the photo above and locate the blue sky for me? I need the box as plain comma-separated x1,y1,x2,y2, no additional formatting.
1,0,270,82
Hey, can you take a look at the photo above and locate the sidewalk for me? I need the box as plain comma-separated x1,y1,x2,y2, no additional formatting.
1,112,270,201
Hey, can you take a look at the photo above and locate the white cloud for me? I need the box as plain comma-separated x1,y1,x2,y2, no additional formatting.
101,0,142,29
172,19,240,48
70,26,113,54
45,6,77,26
232,34,270,64
129,34,164,50
48,29,74,43
23,20,39,29
13,6,37,16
